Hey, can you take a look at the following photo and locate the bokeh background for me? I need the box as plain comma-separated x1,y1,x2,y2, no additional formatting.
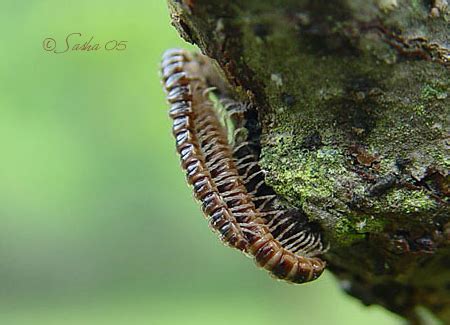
0,1,402,324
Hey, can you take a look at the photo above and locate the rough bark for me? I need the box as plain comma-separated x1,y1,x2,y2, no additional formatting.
166,0,450,323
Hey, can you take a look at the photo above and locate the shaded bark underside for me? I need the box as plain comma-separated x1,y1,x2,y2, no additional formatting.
166,0,450,322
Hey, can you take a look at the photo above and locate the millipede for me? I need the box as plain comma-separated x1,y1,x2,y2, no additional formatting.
160,48,328,283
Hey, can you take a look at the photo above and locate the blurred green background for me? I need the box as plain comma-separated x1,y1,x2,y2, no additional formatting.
0,1,401,324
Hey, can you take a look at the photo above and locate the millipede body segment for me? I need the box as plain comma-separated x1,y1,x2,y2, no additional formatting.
160,48,327,283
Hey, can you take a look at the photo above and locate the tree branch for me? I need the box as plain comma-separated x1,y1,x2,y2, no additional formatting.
166,0,450,322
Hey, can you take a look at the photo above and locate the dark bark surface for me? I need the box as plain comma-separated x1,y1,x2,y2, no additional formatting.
166,0,450,322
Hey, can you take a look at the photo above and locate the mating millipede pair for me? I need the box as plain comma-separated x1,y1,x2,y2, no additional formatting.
160,48,327,283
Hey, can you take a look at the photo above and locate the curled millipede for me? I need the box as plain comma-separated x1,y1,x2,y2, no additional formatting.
160,48,327,283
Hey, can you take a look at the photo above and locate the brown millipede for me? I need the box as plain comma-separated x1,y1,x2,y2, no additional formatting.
160,48,327,283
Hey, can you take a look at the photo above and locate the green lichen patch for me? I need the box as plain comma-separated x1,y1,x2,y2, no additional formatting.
333,213,385,246
261,145,348,206
421,83,449,101
373,188,437,215
333,218,366,246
